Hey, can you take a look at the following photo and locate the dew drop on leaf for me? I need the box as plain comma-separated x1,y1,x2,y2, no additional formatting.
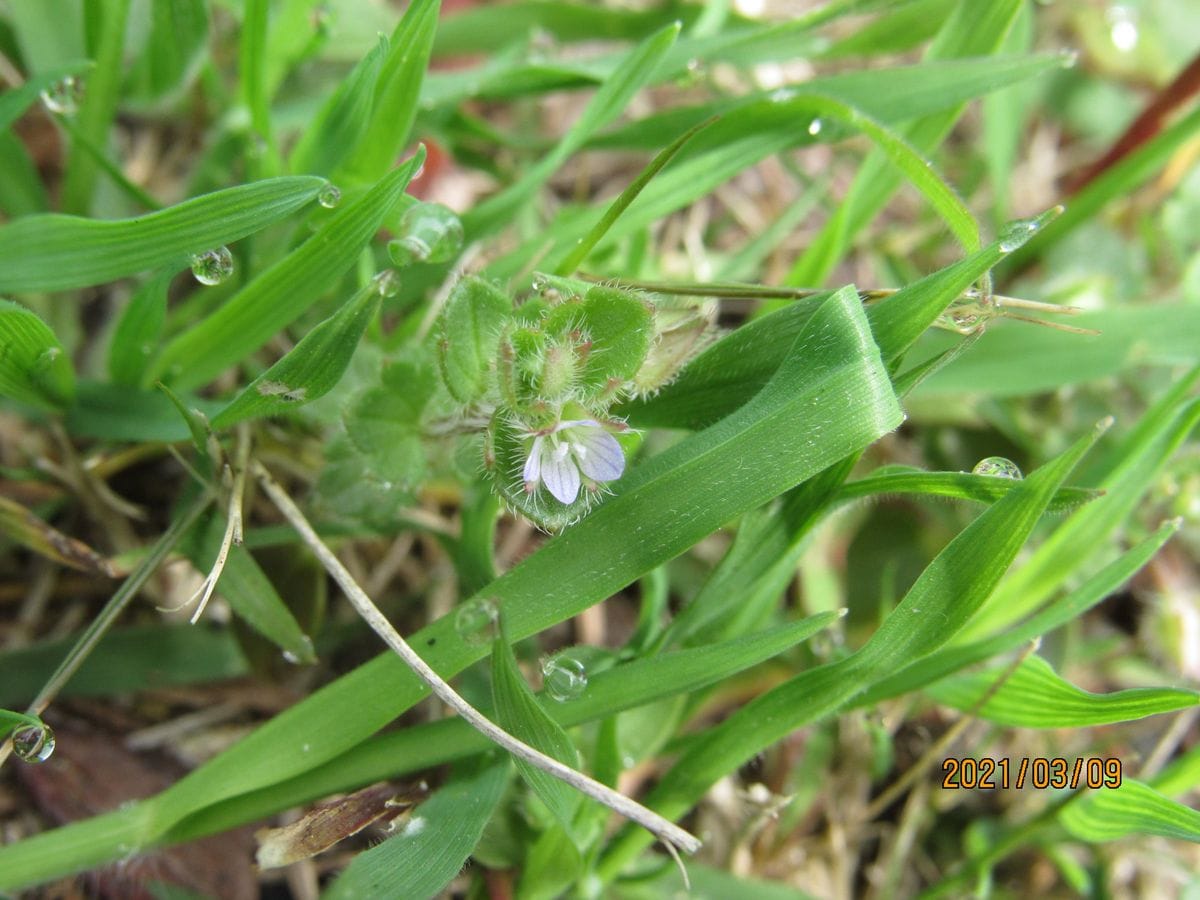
541,651,588,701
997,217,1042,253
39,76,84,115
372,269,401,298
973,456,1022,479
388,203,464,266
190,247,234,286
12,723,55,763
317,184,342,209
455,597,499,646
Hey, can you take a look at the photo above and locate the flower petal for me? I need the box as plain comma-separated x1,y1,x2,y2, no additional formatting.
523,436,543,485
573,426,625,483
541,448,581,504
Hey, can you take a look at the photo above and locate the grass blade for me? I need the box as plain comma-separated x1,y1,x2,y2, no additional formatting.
0,177,326,293
0,298,75,410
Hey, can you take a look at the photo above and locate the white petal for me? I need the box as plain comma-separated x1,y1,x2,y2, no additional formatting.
552,418,599,433
573,427,625,482
523,436,543,484
541,451,581,504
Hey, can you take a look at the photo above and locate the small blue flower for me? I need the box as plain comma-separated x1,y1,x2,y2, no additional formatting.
523,419,626,504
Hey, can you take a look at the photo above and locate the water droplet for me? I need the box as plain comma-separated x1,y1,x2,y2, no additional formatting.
372,269,401,298
531,274,548,292
1107,6,1139,52
455,597,499,646
388,203,464,266
973,456,1023,479
190,246,234,286
39,76,84,115
807,118,823,136
541,650,587,701
318,183,342,209
12,723,56,763
997,217,1042,253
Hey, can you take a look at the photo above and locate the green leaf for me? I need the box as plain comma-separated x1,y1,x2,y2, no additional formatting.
323,762,510,900
927,655,1198,727
210,280,383,429
0,132,50,216
152,153,422,391
183,509,316,665
1060,779,1200,843
343,352,437,493
491,628,583,835
437,276,513,404
240,0,271,148
107,270,172,388
64,381,223,442
463,21,680,239
290,36,388,177
0,298,75,410
339,0,440,183
0,177,325,293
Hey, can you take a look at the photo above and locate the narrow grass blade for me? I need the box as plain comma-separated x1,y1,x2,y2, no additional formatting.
554,115,718,276
927,655,1197,727
463,22,680,239
210,280,382,429
107,270,172,388
323,762,509,900
182,510,316,664
0,177,325,293
124,0,209,104
836,469,1100,513
492,630,582,835
1002,105,1200,274
153,152,422,391
240,0,271,147
339,0,440,184
0,132,49,216
0,298,75,410
60,0,129,214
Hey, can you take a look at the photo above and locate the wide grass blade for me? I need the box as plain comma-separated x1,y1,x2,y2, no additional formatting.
0,177,326,293
152,153,423,391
